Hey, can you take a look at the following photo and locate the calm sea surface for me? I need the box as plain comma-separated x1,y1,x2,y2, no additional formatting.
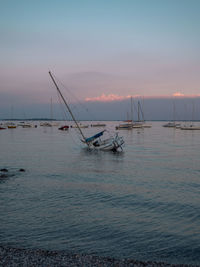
0,121,200,265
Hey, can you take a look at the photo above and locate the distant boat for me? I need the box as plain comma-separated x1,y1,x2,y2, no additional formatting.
133,101,152,128
51,122,60,126
71,124,89,128
116,97,135,130
91,123,106,127
116,123,133,130
162,101,180,128
180,123,200,130
59,125,69,131
180,102,200,130
162,122,179,128
0,126,6,130
7,122,17,129
18,122,32,128
49,71,124,152
40,122,52,127
117,98,151,129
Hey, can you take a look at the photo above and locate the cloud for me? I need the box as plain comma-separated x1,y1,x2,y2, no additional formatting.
172,92,200,97
173,92,185,97
86,92,200,102
85,93,140,102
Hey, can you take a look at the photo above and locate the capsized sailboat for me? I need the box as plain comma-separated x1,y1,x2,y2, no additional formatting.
49,71,124,151
81,129,124,151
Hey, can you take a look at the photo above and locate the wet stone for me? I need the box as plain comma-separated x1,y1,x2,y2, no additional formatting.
0,168,8,172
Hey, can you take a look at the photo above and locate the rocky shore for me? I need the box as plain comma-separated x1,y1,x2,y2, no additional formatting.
0,246,197,267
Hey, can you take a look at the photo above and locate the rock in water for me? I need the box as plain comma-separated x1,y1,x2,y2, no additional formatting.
0,168,8,172
19,168,25,172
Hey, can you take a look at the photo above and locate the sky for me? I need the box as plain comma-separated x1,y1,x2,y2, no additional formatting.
0,0,200,119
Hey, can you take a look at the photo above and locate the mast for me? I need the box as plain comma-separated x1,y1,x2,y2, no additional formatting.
172,100,176,124
139,101,144,122
50,97,53,121
131,96,133,123
137,101,140,122
48,71,87,144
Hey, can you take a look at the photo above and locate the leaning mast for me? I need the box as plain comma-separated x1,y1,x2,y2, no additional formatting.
48,71,88,144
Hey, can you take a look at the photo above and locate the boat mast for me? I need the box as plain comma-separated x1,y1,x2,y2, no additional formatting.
50,97,53,121
139,101,144,122
172,100,176,124
137,101,140,122
48,71,87,143
131,96,133,123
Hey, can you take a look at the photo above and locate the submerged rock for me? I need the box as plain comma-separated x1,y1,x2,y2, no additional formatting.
0,173,15,179
0,168,25,179
0,174,8,178
0,168,8,172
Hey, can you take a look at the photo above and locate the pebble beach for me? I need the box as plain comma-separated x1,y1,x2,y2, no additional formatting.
0,246,198,267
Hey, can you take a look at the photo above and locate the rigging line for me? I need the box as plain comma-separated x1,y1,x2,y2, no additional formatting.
57,92,82,137
49,71,88,146
132,99,138,120
57,91,70,121
139,101,145,122
55,79,79,123
57,90,84,139
53,74,98,121
68,126,81,146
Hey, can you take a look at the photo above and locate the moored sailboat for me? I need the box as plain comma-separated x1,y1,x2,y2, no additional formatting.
180,124,200,130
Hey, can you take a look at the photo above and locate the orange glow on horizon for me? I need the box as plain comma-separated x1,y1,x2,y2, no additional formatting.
85,94,133,102
85,93,200,102
172,92,185,97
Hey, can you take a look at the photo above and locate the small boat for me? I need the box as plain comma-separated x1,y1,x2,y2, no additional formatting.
49,71,124,152
18,122,32,128
180,124,200,130
141,123,152,128
7,126,17,129
59,125,69,131
132,101,151,128
132,122,144,128
116,97,135,130
0,127,6,130
51,122,60,126
22,124,32,128
40,122,52,127
116,123,133,130
7,123,17,129
91,123,106,127
71,124,89,128
163,102,180,128
162,122,179,128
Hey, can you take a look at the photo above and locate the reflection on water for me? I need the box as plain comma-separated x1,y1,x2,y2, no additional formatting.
0,121,200,265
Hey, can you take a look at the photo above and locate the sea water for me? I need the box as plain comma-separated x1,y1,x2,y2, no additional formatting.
0,121,200,265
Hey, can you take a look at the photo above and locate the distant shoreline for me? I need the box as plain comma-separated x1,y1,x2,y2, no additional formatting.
0,246,198,267
1,119,200,122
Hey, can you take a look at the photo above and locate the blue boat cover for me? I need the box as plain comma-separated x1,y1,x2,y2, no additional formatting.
85,130,105,143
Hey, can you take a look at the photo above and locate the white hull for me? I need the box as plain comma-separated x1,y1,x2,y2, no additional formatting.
91,124,106,127
162,122,180,128
181,126,200,130
71,125,89,128
116,123,132,130
86,134,124,152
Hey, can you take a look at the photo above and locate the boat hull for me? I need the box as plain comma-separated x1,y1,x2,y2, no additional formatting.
88,134,124,152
